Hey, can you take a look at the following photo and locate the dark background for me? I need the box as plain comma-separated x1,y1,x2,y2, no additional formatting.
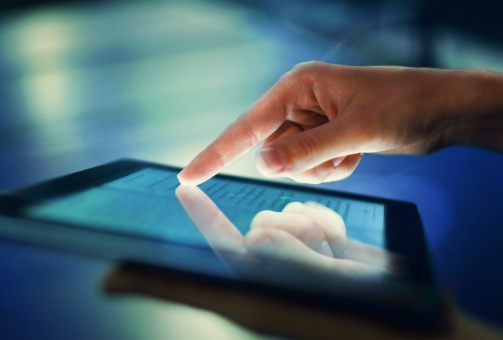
0,0,502,338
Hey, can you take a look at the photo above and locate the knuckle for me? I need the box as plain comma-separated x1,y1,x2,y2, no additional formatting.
283,61,324,84
292,60,324,73
282,201,304,213
326,224,347,246
299,219,323,243
244,228,267,248
245,125,260,149
246,227,278,248
250,210,274,229
211,148,227,169
333,213,345,227
237,115,260,149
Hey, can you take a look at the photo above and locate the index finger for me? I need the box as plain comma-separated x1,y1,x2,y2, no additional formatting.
177,87,288,186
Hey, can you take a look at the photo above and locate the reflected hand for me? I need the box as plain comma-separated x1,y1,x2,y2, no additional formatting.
175,184,397,277
178,63,503,185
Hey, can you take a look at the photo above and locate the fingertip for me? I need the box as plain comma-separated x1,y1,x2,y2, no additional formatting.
177,172,194,186
176,171,187,184
177,168,206,186
175,184,188,199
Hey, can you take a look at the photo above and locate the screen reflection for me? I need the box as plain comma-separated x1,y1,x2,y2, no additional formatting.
175,185,412,304
23,165,414,304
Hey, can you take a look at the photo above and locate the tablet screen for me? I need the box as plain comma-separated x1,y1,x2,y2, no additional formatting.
24,167,386,249
0,161,443,325
1,160,442,316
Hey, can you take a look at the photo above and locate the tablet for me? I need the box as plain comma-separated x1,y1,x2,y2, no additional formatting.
0,159,446,328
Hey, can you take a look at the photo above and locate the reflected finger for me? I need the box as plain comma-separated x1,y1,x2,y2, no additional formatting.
244,227,375,275
175,185,243,253
250,210,334,257
282,202,346,257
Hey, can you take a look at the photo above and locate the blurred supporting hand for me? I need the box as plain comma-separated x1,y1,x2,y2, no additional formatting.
178,63,503,185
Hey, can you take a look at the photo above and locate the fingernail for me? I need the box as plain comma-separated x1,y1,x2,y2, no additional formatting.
259,148,285,173
332,156,345,167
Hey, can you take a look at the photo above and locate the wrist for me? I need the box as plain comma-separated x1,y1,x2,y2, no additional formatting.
425,69,503,152
460,70,503,152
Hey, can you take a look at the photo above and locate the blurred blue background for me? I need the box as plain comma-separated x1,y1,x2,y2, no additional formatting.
0,0,502,338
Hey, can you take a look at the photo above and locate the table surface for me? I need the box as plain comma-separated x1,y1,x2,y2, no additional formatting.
0,1,502,339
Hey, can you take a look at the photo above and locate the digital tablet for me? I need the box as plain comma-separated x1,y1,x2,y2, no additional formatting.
0,159,446,328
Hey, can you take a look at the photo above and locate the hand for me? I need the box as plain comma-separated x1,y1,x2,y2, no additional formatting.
178,62,503,185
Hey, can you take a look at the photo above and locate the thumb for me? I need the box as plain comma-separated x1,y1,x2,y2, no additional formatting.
257,118,367,174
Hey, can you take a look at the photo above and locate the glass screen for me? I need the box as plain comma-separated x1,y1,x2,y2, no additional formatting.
25,167,385,248
19,166,418,304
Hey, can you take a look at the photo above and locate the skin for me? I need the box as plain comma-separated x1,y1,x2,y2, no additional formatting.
177,62,503,185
